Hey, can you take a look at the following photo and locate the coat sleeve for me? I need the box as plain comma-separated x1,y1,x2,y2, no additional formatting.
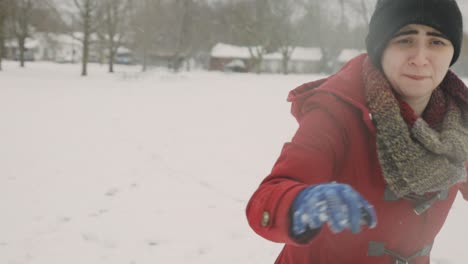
246,94,349,246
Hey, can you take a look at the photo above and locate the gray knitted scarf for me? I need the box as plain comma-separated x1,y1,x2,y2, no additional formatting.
363,58,468,197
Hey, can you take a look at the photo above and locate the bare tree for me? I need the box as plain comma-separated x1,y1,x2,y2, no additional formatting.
131,0,162,72
162,0,217,72
249,0,278,74
10,0,33,67
137,0,150,72
297,0,348,73
224,0,277,74
185,1,218,69
346,0,374,27
270,0,302,74
73,0,99,76
0,0,9,70
99,0,132,73
131,0,208,72
346,0,376,50
170,0,193,72
30,0,69,34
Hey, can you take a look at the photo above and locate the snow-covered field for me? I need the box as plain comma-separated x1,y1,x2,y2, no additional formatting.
0,61,467,264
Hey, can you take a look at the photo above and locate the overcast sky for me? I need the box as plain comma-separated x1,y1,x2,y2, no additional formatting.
54,0,468,32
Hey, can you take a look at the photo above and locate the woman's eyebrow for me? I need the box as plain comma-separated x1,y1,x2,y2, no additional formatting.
392,29,449,40
393,29,418,38
427,31,449,39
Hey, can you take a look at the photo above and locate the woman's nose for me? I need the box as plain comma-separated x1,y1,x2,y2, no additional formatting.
408,45,429,67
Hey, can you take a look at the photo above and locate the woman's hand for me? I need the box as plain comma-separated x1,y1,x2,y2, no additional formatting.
291,183,377,235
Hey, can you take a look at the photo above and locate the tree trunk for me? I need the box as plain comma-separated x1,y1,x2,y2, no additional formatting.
16,0,33,68
0,0,3,71
281,47,294,75
172,0,190,73
18,37,25,67
141,27,148,72
141,44,147,72
255,57,261,74
141,0,150,72
108,47,114,73
282,56,289,75
81,4,90,76
254,48,263,74
0,16,4,71
105,0,116,74
81,28,89,76
81,36,88,76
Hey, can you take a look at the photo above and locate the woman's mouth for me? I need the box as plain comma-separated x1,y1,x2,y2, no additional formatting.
404,74,429,81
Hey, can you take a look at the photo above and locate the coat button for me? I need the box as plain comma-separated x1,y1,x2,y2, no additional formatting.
261,211,270,227
369,113,373,120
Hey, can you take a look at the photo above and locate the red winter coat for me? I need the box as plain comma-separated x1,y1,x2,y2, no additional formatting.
246,54,468,264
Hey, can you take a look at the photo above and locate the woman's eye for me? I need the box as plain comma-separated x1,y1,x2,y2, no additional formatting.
431,40,446,46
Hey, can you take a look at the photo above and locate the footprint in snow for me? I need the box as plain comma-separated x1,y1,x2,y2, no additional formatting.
105,188,119,197
147,240,159,246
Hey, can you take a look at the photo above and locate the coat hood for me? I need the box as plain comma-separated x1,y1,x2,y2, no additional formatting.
287,54,370,123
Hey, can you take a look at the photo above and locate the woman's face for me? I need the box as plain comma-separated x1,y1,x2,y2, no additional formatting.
381,24,454,103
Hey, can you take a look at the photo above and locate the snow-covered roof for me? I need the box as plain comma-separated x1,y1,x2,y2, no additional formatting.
211,43,322,61
211,43,251,59
53,34,82,46
33,32,82,46
5,38,39,49
50,35,80,46
117,47,131,54
211,43,365,63
72,32,99,42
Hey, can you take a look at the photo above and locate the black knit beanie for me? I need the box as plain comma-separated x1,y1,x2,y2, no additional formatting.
366,0,463,70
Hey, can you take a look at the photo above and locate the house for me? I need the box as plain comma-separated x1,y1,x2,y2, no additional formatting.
4,38,39,61
210,43,364,74
6,32,93,63
209,43,251,72
210,43,323,74
8,32,135,65
34,33,83,63
261,47,323,74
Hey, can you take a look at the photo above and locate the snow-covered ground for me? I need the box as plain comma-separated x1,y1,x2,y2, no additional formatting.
0,61,467,264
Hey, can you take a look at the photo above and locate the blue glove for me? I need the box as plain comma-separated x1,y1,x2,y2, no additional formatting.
291,183,377,235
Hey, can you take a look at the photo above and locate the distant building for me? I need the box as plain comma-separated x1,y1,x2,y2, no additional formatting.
35,33,83,63
261,47,323,74
209,43,251,72
5,33,87,63
4,32,135,65
209,43,322,74
4,38,39,61
209,43,364,74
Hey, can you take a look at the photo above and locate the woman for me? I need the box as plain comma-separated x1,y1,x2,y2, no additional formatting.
246,0,468,263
